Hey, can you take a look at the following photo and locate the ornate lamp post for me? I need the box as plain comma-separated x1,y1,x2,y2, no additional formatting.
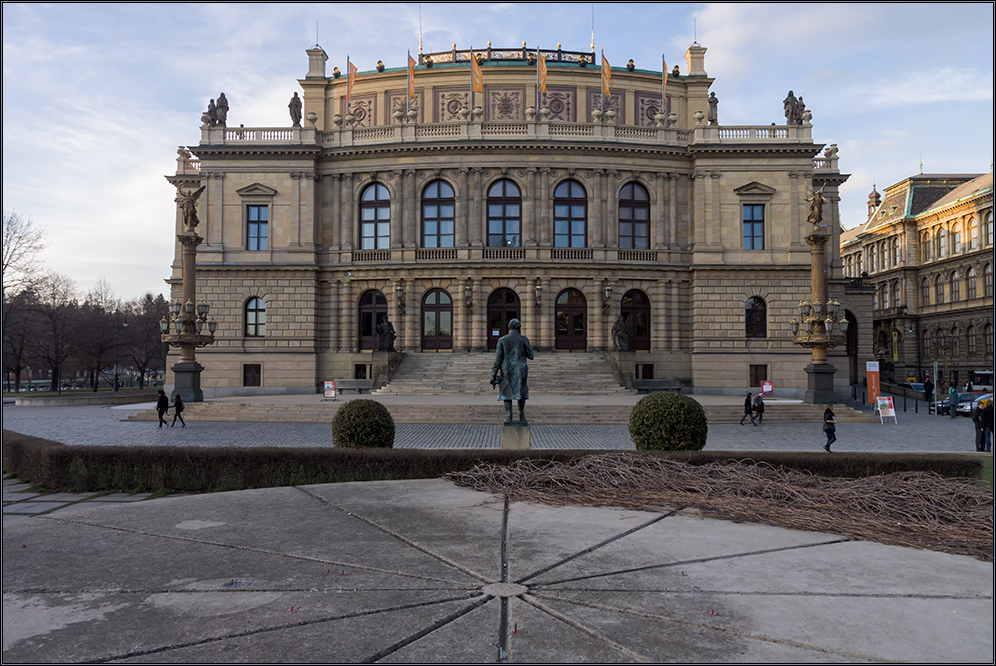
790,187,849,403
161,186,217,402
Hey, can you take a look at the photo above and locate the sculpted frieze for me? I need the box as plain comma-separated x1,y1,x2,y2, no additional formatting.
486,87,525,121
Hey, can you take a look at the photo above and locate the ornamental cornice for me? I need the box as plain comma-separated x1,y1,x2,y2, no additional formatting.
317,140,692,161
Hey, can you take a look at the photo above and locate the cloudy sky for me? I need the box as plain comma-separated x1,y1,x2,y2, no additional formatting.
2,2,993,301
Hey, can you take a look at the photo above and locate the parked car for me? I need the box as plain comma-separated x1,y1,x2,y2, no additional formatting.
959,393,993,416
934,393,983,416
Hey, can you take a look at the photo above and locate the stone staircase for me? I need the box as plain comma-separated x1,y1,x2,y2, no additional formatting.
372,352,633,396
126,400,875,425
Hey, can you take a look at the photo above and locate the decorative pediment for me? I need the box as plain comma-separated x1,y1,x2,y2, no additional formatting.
236,183,278,197
734,182,777,196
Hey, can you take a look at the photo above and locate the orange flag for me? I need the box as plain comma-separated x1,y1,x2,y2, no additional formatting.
471,47,484,93
347,59,358,97
408,53,416,99
537,49,547,92
601,53,611,96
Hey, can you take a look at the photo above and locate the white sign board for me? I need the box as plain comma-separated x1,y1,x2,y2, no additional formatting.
875,396,897,424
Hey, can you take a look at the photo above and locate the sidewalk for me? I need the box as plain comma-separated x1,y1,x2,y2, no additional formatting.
3,478,992,663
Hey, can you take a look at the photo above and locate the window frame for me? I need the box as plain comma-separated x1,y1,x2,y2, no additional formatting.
618,182,650,250
359,183,391,250
741,203,765,251
553,180,588,248
486,179,522,248
421,180,455,248
745,296,767,338
967,267,977,300
246,204,269,251
245,297,266,337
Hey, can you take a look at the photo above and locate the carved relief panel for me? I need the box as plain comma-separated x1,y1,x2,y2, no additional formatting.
387,90,424,123
635,92,670,126
341,94,375,127
586,90,623,122
435,88,470,122
485,86,526,121
540,86,576,122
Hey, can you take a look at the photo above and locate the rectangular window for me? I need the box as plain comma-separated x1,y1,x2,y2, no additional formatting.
247,205,269,251
742,204,764,250
243,364,262,387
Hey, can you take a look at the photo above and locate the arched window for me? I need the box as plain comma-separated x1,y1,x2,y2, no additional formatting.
967,267,977,299
892,280,902,309
986,263,994,298
968,217,979,251
920,277,930,306
870,245,878,272
921,230,931,261
421,180,455,248
618,182,650,249
937,227,947,257
950,270,961,301
985,324,994,357
934,275,945,304
359,183,391,250
245,298,265,337
554,180,587,248
986,212,994,247
952,223,962,254
892,237,900,265
967,325,977,356
487,179,521,247
922,330,930,358
950,327,960,358
745,297,766,338
880,284,888,310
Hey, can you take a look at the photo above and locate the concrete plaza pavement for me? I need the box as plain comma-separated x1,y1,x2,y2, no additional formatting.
3,394,993,663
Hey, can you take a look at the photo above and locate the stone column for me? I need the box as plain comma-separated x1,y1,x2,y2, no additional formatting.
524,167,537,247
692,172,706,249
457,167,469,247
329,277,339,353
656,279,667,351
670,280,681,351
470,277,484,351
604,170,617,248
208,172,224,248
290,172,302,247
540,168,551,247
392,279,406,352
406,280,419,353
340,174,353,250
669,174,679,249
655,172,667,250
591,169,604,247
404,169,417,248
471,168,483,247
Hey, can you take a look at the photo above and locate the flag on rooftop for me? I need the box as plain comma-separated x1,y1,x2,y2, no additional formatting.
538,48,547,92
471,47,484,93
601,53,611,96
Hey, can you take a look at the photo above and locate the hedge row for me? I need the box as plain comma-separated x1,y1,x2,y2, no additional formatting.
2,430,985,494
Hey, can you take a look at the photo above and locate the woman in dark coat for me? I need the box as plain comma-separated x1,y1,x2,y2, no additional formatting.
171,393,186,428
156,390,170,428
823,406,836,452
740,392,756,425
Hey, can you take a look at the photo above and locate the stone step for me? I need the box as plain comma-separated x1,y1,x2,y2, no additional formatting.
126,402,876,425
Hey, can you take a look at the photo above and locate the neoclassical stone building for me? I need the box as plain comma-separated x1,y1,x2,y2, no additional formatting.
165,43,865,398
840,173,994,389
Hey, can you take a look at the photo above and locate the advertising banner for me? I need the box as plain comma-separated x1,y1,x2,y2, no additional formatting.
867,361,880,405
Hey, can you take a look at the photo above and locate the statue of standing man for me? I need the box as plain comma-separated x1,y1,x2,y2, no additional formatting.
216,93,229,127
289,92,303,127
490,319,534,424
783,90,800,125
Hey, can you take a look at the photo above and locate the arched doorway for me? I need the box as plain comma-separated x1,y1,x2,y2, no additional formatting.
555,288,587,350
621,290,651,351
358,290,388,350
488,288,521,350
422,289,453,351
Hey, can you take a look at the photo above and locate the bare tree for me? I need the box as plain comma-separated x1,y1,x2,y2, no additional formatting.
2,289,41,392
122,293,169,388
77,279,124,391
32,272,79,393
2,210,46,298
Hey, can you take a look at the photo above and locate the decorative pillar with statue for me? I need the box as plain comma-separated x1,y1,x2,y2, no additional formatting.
161,186,218,402
790,185,849,403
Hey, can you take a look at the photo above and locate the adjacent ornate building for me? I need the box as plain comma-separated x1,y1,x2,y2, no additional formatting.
840,173,994,389
165,43,866,398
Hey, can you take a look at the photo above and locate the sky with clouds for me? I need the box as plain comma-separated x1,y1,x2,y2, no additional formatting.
2,2,993,301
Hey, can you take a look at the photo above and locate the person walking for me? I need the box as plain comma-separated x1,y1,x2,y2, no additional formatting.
822,406,836,452
753,393,765,425
972,400,986,452
171,393,186,428
983,398,994,454
156,390,170,428
924,375,934,413
740,392,756,425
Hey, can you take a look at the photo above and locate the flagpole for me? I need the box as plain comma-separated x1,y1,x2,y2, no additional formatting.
600,49,605,117
346,54,350,115
407,49,411,117
535,45,539,124
470,45,474,114
661,53,665,122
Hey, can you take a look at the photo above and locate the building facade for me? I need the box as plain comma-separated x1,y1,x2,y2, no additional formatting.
165,43,865,398
840,173,994,390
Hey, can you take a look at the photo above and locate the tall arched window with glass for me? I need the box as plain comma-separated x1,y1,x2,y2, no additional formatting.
359,183,391,250
934,275,945,304
967,267,977,300
745,297,766,338
950,270,961,301
920,278,930,306
553,180,587,248
487,180,521,247
421,180,455,248
245,298,265,337
968,217,979,250
618,182,650,249
892,280,901,309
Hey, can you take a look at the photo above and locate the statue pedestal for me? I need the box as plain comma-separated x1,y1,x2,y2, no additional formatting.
803,363,838,404
501,423,530,450
171,360,204,403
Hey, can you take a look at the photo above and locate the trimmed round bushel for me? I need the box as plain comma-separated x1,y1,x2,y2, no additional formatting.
331,399,395,448
628,392,708,451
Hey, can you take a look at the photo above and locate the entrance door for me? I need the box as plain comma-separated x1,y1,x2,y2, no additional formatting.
422,289,453,350
621,289,651,351
555,288,587,350
487,288,521,350
358,290,388,350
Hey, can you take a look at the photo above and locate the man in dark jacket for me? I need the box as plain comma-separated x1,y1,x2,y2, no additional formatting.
490,319,534,424
156,390,169,428
972,401,986,452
